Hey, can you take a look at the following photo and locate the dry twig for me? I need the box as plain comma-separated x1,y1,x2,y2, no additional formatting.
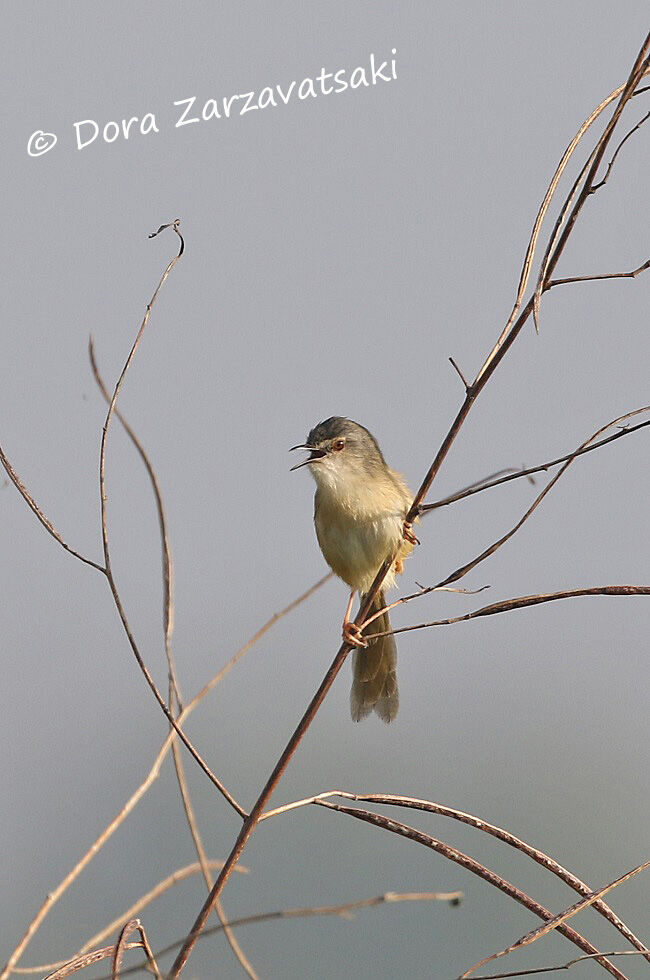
168,35,650,975
259,790,650,964
462,863,650,978
3,31,649,980
0,223,245,818
90,341,257,977
0,573,327,979
94,221,246,818
430,407,650,593
531,57,650,330
0,448,103,572
473,950,650,978
88,338,181,707
420,415,650,513
41,945,143,980
384,585,650,639
2,371,329,980
314,801,627,980
40,891,463,980
488,66,650,357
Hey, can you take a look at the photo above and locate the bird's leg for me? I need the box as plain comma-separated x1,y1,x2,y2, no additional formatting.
342,590,367,648
403,520,420,546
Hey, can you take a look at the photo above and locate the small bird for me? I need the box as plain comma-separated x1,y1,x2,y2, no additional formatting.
291,417,416,722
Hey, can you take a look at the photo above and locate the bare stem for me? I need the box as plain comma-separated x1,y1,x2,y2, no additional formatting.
315,801,626,980
421,414,650,513
383,585,650,639
473,950,650,979
95,221,246,818
89,337,182,706
547,257,650,288
432,407,650,592
260,789,650,962
37,891,463,980
462,862,650,977
90,338,256,977
0,446,104,572
167,35,650,975
0,574,327,979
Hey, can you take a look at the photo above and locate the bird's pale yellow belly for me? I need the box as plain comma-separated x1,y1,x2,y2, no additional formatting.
314,493,409,594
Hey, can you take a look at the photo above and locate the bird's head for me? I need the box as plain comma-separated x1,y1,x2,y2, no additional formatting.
290,417,387,491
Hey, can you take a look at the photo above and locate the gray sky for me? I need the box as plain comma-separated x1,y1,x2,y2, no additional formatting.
2,3,649,978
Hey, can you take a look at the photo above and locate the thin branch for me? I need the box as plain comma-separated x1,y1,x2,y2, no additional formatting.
420,414,650,513
0,574,327,980
92,338,230,980
130,925,159,980
532,44,650,329
361,584,490,633
0,746,169,980
169,736,258,978
463,862,650,978
432,407,650,592
89,338,182,708
94,220,246,819
149,891,463,966
90,339,256,977
547,257,650,288
374,409,650,636
382,585,650,639
426,469,528,512
314,801,626,980
0,446,104,572
112,920,151,980
449,356,471,391
41,944,144,980
41,923,166,980
479,64,650,372
259,790,650,963
591,109,650,191
303,409,650,637
168,38,650,975
44,891,464,980
474,951,650,978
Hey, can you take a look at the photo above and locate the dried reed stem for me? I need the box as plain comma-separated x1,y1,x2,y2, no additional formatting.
261,790,650,962
315,801,627,980
168,35,650,975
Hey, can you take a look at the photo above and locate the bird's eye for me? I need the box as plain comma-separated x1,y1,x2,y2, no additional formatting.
332,439,345,451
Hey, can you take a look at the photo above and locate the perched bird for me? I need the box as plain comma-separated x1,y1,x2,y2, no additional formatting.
291,417,416,722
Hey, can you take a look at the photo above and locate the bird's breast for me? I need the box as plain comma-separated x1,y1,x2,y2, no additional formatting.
314,487,408,593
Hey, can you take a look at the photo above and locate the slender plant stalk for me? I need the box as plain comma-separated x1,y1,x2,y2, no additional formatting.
168,35,650,975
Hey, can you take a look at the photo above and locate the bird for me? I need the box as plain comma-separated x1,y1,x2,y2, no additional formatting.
290,417,416,722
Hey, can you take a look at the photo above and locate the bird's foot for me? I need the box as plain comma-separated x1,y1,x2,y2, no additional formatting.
342,620,368,648
403,520,420,546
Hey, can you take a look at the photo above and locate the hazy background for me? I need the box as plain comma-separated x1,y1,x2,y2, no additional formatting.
2,3,649,977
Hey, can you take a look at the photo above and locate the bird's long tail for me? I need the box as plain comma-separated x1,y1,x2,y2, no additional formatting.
350,590,399,723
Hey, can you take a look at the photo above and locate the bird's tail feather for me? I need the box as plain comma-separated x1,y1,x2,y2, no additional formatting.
350,590,399,723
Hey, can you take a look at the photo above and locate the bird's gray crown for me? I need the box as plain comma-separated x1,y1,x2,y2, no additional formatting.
306,417,386,463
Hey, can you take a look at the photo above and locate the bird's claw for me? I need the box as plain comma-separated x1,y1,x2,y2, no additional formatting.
403,520,420,546
343,621,368,648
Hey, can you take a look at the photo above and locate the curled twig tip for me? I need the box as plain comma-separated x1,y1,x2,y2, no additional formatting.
149,218,181,239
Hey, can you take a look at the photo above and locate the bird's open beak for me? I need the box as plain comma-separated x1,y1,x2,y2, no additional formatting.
289,444,326,471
